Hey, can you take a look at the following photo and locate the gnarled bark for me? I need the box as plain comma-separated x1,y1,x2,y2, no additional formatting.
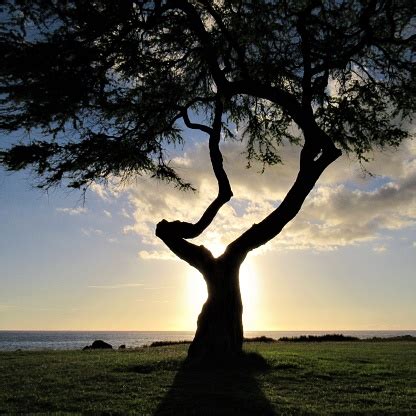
188,258,244,365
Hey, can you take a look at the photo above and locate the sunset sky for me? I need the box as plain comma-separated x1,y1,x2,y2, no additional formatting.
1,131,415,331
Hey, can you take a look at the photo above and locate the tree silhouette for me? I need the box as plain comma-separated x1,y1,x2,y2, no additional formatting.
1,0,415,364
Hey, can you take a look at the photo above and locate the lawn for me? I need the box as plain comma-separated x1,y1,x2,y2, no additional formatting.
0,342,415,415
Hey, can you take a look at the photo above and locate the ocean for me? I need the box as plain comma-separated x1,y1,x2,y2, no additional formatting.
0,330,415,351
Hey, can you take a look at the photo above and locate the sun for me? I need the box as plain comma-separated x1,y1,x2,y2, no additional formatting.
186,242,259,331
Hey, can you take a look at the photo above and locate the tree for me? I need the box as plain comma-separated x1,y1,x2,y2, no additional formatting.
1,0,415,364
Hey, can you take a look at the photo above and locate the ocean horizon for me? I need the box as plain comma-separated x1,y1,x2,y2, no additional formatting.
0,330,415,351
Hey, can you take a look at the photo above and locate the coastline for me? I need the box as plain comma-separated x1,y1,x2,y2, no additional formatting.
1,330,415,351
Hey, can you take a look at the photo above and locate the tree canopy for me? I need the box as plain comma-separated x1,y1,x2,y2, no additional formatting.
1,0,414,191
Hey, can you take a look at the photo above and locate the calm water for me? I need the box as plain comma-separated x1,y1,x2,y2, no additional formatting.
0,330,415,351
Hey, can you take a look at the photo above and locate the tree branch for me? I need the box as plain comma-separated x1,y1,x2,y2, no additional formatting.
172,99,233,237
156,97,233,271
198,0,249,79
225,130,342,262
156,219,214,272
147,0,331,156
164,0,228,90
182,109,212,135
296,4,315,111
226,79,337,155
311,0,378,77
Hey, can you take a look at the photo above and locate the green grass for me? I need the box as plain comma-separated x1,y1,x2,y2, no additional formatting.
0,342,415,415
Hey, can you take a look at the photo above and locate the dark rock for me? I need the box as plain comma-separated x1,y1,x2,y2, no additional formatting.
82,340,113,350
119,344,126,350
244,336,277,343
91,340,113,349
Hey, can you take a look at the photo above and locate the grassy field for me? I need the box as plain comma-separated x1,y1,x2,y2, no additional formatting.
0,342,415,415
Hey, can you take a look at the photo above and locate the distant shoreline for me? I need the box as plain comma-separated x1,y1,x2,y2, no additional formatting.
1,330,416,351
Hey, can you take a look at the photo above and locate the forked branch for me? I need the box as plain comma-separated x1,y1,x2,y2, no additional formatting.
156,98,233,272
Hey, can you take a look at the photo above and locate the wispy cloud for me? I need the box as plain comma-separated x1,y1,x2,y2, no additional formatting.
143,286,174,290
90,183,111,200
81,228,104,237
120,208,131,219
56,207,87,215
0,304,16,311
81,228,119,245
373,245,387,253
138,250,177,261
106,237,119,244
88,283,144,289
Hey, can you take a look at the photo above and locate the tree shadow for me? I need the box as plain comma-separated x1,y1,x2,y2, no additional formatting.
154,352,275,415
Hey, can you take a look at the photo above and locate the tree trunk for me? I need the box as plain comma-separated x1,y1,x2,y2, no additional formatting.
187,258,244,366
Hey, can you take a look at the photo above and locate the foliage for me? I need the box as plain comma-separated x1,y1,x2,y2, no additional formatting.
279,333,359,342
1,0,415,189
0,342,415,414
149,339,191,347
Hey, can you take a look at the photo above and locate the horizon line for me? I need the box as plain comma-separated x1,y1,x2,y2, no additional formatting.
1,328,415,332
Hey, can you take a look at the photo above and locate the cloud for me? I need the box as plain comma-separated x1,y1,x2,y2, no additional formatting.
281,173,416,250
373,245,387,253
90,183,111,200
96,137,416,258
138,250,177,261
106,237,119,244
120,208,131,219
56,207,87,215
82,227,120,245
142,286,174,290
0,304,16,311
88,283,144,289
81,228,104,237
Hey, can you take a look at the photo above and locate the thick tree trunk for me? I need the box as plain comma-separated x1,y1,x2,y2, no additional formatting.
187,259,243,366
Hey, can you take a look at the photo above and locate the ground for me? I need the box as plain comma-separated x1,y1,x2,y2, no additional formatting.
0,342,415,415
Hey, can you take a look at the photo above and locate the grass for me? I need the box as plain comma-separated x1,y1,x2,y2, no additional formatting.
0,342,415,415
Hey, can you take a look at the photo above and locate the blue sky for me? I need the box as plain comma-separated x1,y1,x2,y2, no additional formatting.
1,136,416,331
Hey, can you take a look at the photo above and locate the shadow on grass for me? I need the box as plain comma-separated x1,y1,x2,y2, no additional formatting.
154,352,275,415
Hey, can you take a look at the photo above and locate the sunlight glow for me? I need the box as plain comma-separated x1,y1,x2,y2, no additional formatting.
239,258,259,330
187,270,208,327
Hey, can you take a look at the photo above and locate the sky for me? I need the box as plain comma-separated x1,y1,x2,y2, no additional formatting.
0,132,416,331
